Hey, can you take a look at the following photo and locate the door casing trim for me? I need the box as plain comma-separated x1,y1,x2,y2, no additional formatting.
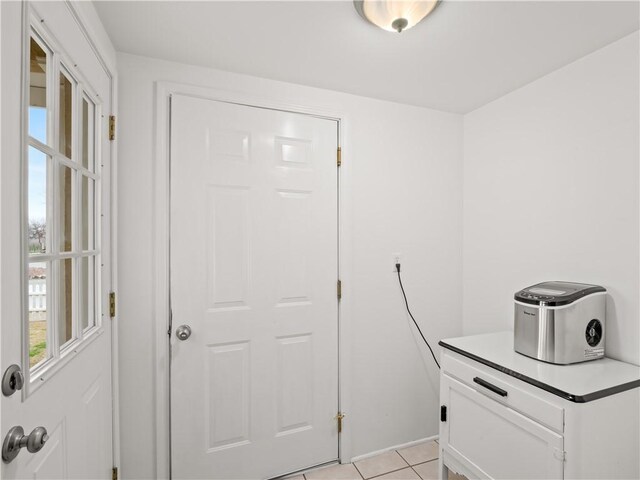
153,81,353,479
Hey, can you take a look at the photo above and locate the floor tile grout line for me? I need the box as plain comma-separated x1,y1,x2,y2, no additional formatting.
396,442,439,468
396,450,411,472
356,450,409,480
352,461,365,479
412,458,439,467
365,463,412,480
366,468,414,480
412,459,440,480
395,449,411,466
410,465,422,480
301,441,440,480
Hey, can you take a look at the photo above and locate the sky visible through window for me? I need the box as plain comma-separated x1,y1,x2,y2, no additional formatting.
29,107,47,222
28,106,48,367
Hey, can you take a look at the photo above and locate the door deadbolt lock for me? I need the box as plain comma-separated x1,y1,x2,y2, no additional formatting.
176,325,192,341
2,365,24,397
2,426,49,463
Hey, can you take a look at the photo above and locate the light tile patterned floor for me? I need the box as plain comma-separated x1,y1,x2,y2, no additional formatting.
288,441,467,480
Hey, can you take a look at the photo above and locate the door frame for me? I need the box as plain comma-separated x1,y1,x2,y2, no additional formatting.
153,81,354,478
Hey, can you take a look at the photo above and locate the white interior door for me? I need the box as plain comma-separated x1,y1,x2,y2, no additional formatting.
1,2,114,479
170,95,339,479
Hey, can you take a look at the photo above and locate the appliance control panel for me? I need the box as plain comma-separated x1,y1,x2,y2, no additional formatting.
515,281,606,307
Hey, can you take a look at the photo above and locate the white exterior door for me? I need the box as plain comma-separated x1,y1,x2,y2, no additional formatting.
170,95,339,479
1,2,114,479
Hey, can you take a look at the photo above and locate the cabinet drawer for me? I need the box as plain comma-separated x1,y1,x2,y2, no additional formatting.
442,351,564,433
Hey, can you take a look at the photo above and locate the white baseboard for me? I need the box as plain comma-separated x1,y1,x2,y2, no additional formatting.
349,435,439,463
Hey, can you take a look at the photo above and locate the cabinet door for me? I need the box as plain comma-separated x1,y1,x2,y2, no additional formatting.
440,374,564,479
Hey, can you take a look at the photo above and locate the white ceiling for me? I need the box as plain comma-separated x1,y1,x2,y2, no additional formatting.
94,1,639,113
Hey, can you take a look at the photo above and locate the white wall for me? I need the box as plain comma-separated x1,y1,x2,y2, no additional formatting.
116,53,463,478
463,32,640,365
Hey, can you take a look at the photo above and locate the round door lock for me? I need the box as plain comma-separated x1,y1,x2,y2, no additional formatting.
2,426,49,463
176,325,192,341
2,365,24,397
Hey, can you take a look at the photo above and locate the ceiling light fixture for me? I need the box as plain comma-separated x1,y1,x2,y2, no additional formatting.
354,0,440,33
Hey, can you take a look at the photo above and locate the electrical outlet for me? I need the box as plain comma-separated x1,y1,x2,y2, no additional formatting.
392,252,402,272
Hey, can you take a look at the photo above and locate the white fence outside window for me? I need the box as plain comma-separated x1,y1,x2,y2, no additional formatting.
29,278,46,321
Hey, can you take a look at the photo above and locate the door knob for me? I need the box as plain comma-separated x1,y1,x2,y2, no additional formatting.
175,325,192,341
2,426,49,463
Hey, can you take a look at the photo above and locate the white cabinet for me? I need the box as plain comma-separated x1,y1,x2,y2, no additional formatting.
438,332,640,480
441,375,564,479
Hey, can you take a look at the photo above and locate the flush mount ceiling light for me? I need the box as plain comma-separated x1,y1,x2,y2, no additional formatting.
354,0,440,33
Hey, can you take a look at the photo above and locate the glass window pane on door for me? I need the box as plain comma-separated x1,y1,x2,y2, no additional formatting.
24,28,103,376
58,72,73,158
28,261,49,368
80,256,95,331
58,164,73,252
58,258,74,347
29,37,47,144
81,175,94,251
28,146,48,254
81,98,95,171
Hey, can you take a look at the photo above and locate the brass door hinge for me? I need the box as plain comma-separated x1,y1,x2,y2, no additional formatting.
109,115,116,141
337,147,342,167
336,412,345,433
112,467,118,480
337,279,342,301
109,292,116,318
553,448,567,462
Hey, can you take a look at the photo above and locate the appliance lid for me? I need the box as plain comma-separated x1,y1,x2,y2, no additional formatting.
515,281,606,307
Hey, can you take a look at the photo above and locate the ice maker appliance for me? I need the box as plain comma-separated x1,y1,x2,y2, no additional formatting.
514,281,606,364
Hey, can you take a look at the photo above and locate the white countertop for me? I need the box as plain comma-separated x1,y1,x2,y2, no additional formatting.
440,331,640,401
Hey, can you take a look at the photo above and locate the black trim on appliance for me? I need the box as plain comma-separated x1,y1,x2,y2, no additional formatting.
473,377,508,397
439,341,640,403
440,405,447,422
514,281,606,307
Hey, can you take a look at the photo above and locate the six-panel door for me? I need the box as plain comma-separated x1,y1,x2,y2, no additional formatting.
170,95,339,479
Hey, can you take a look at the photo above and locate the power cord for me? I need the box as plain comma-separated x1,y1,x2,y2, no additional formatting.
396,263,441,369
